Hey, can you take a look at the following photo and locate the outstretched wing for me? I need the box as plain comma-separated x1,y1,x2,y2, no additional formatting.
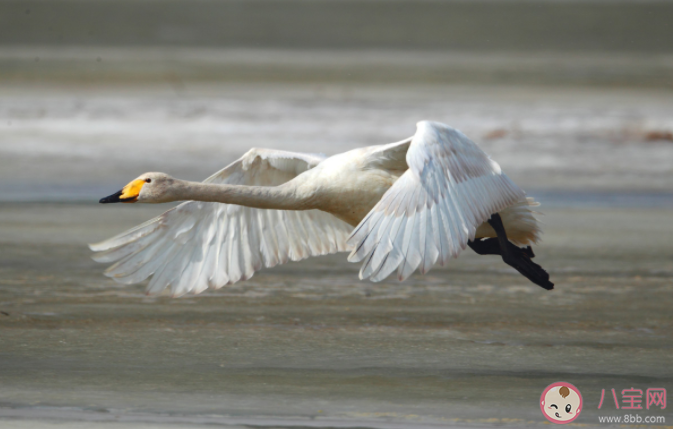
347,121,526,282
90,149,353,296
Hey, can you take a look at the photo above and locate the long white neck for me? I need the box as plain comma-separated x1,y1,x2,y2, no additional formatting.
170,180,313,211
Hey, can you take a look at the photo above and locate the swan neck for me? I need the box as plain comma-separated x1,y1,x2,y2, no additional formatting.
174,180,306,210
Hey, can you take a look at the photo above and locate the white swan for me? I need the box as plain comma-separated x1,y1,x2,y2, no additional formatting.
91,121,552,296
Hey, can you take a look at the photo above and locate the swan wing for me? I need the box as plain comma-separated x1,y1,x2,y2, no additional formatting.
347,121,526,282
90,149,352,296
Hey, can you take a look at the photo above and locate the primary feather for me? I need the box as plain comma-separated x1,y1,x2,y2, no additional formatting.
90,149,352,297
347,121,527,281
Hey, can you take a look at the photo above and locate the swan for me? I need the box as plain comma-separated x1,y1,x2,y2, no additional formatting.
91,121,553,296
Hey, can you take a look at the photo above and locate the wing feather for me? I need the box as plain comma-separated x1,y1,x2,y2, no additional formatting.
348,121,528,282
91,149,352,295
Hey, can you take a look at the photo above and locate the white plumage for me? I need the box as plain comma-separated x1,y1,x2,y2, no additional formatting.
92,121,545,296
91,150,352,296
348,122,531,281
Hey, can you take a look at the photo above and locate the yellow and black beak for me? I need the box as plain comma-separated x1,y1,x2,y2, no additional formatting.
99,179,145,204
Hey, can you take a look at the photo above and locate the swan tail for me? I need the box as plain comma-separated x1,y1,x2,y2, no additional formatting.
474,197,542,246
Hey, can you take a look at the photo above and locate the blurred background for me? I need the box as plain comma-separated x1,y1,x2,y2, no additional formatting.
1,1,672,428
1,0,673,201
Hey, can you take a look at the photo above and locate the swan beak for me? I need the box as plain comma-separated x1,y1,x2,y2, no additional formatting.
99,190,125,204
100,179,144,204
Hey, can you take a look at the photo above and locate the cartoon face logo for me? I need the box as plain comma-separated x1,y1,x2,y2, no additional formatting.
540,382,583,424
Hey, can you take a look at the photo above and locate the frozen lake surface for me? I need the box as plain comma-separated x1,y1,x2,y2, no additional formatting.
1,83,673,203
0,83,672,428
0,202,671,428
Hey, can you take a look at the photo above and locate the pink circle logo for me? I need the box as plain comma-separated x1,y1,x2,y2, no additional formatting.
540,382,583,424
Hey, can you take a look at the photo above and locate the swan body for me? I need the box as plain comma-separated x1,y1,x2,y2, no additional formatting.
92,121,548,296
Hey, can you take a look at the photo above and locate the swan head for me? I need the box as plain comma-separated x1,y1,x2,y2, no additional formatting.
99,172,177,204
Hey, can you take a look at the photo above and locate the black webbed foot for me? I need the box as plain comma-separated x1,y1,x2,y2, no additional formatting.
500,240,553,290
482,213,554,291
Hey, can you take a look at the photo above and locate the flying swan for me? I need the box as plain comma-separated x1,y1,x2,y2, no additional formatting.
91,121,553,296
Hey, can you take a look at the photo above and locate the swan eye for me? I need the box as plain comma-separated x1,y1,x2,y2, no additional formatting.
145,178,152,183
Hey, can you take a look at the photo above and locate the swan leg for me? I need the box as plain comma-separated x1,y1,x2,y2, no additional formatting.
468,238,535,258
483,213,554,290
